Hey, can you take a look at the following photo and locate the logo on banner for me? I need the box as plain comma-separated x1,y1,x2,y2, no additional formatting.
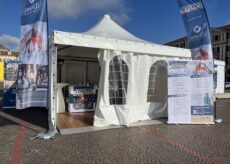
193,25,201,33
29,0,35,4
190,23,209,42
180,2,203,14
25,0,41,15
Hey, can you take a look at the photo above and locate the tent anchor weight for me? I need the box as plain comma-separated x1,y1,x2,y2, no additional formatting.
30,130,56,140
214,118,223,123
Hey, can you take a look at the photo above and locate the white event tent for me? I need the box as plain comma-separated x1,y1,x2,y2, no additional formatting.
48,14,192,134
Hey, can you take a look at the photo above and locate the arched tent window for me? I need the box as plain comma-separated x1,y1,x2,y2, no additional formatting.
109,56,129,105
147,60,167,102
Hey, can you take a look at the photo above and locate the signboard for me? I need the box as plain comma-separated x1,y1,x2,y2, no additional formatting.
3,60,20,108
168,60,214,124
68,86,96,112
0,61,4,81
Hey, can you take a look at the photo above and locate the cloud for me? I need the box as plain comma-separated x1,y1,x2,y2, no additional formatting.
0,35,20,51
48,0,130,24
110,12,130,25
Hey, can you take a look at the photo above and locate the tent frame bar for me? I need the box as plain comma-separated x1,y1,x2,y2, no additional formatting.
48,34,58,132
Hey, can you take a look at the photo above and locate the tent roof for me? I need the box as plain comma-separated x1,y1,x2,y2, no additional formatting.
52,14,191,58
83,15,148,43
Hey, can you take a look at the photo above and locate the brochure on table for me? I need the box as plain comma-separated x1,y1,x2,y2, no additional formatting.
167,60,214,124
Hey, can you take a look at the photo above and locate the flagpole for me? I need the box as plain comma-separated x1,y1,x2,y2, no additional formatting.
200,0,220,123
46,0,49,110
45,0,56,134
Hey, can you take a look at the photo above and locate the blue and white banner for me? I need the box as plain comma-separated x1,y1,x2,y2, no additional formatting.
17,0,48,109
177,0,213,61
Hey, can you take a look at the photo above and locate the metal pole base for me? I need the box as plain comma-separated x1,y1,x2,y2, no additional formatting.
214,118,223,123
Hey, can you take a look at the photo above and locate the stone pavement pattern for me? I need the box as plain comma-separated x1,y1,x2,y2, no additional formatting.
0,99,230,164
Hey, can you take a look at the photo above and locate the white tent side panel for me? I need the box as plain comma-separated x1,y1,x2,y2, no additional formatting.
214,60,225,93
94,50,173,127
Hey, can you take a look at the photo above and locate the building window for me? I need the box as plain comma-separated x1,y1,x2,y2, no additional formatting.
172,42,185,48
227,57,230,64
109,56,129,105
227,32,230,39
180,42,185,48
226,45,230,52
213,47,220,53
213,34,221,41
147,60,167,102
173,44,179,47
213,47,220,59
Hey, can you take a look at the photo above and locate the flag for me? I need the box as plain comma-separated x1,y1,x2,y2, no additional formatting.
177,0,213,61
17,0,48,109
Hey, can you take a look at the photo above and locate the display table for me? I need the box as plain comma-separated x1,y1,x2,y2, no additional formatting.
68,85,96,112
56,83,69,113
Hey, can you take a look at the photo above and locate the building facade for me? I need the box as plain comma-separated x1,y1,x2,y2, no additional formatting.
165,24,230,82
0,45,19,81
0,45,19,61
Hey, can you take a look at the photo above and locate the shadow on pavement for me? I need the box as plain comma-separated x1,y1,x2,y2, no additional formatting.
0,83,48,130
0,115,18,126
0,95,48,130
1,107,48,129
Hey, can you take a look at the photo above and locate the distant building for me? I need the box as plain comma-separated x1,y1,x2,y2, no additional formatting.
0,44,19,61
165,24,230,82
0,45,19,81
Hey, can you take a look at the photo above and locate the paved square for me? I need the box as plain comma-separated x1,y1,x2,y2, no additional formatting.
0,98,230,164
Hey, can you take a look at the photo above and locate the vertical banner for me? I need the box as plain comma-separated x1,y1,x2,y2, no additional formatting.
177,0,213,61
17,0,48,109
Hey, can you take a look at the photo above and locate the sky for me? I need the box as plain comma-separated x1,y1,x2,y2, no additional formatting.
0,0,230,51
